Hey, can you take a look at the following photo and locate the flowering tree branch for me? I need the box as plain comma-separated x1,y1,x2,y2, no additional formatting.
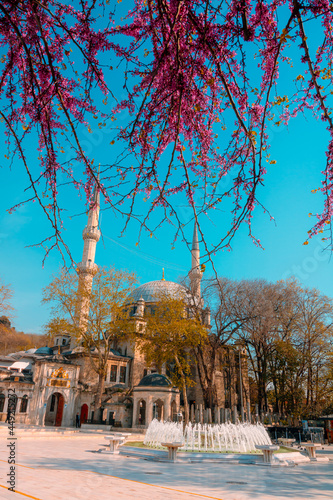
1,0,333,263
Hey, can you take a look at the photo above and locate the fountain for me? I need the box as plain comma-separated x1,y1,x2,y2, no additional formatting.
144,419,272,453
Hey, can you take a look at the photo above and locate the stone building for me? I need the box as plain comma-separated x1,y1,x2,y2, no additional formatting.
0,181,249,428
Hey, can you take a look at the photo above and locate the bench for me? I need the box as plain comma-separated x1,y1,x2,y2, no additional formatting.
255,445,280,464
278,438,296,447
161,442,184,462
112,432,131,438
103,432,132,454
302,443,321,460
104,435,126,454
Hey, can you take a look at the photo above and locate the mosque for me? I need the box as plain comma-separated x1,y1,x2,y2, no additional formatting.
0,183,249,428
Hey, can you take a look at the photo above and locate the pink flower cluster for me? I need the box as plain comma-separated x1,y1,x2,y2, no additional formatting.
2,0,333,254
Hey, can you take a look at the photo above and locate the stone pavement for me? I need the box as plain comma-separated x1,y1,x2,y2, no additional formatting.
0,434,333,500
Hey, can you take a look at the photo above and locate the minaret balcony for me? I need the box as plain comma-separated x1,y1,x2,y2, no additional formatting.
82,226,101,241
189,267,203,278
77,261,98,274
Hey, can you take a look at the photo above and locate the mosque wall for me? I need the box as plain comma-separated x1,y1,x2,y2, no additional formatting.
0,381,34,423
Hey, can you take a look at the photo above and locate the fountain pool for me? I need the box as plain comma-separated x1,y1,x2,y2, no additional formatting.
144,419,272,453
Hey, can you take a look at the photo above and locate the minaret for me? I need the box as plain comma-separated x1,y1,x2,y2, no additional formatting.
78,179,100,275
189,222,203,301
70,178,101,349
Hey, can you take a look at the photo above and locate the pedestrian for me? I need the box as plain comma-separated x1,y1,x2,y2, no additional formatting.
76,412,80,428
5,407,11,423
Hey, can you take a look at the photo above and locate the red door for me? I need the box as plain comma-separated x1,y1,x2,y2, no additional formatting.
55,394,64,427
80,404,88,424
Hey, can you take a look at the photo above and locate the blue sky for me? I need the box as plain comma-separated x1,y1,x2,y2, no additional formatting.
1,112,332,334
1,4,333,334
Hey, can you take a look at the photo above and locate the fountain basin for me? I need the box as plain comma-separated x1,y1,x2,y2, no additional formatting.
144,420,272,453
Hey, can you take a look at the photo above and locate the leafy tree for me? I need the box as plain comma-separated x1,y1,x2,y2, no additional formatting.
3,1,333,257
266,282,333,418
295,286,333,416
264,280,302,414
0,319,47,355
0,316,11,329
43,266,137,422
138,293,207,424
228,278,333,419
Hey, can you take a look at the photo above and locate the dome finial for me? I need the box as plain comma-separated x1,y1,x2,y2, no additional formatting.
161,268,165,281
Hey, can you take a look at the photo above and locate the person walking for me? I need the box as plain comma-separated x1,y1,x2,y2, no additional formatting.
5,407,11,423
75,412,81,428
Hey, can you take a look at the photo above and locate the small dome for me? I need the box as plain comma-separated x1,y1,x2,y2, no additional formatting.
138,373,172,387
35,346,54,356
129,280,187,304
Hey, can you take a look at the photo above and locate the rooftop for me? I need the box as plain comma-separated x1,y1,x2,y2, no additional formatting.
138,373,173,387
129,280,187,304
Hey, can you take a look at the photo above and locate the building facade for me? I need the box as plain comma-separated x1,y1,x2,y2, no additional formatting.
0,182,249,428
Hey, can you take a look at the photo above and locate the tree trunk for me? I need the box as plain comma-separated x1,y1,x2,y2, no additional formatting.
93,372,105,423
194,344,217,408
182,376,190,425
175,355,190,425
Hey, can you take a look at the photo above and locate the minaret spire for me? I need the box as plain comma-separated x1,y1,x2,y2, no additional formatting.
79,172,101,274
70,173,101,349
191,223,200,270
189,221,203,301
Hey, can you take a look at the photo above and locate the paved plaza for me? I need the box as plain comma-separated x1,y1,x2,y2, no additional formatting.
1,431,333,500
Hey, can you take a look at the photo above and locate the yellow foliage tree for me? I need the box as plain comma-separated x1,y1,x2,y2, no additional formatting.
0,277,13,316
139,293,207,425
43,266,137,422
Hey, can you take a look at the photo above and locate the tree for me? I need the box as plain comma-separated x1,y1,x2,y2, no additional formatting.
295,286,333,417
264,280,303,415
192,277,252,409
0,278,13,316
264,282,333,418
43,266,137,422
0,318,47,355
3,1,333,259
228,278,333,418
229,279,284,413
138,292,207,424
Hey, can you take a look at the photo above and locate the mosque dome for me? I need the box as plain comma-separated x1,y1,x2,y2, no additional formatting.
129,280,187,304
138,373,172,387
35,346,54,356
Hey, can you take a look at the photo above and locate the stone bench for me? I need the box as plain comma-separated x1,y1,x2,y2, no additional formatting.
161,442,184,462
302,443,321,460
104,435,126,454
278,438,296,447
111,432,131,438
255,445,280,464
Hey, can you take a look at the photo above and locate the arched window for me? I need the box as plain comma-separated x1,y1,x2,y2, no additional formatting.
119,366,126,383
0,394,5,413
20,395,28,413
171,400,177,422
152,399,164,421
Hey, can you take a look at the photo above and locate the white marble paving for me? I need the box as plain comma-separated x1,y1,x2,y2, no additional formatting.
0,434,332,500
